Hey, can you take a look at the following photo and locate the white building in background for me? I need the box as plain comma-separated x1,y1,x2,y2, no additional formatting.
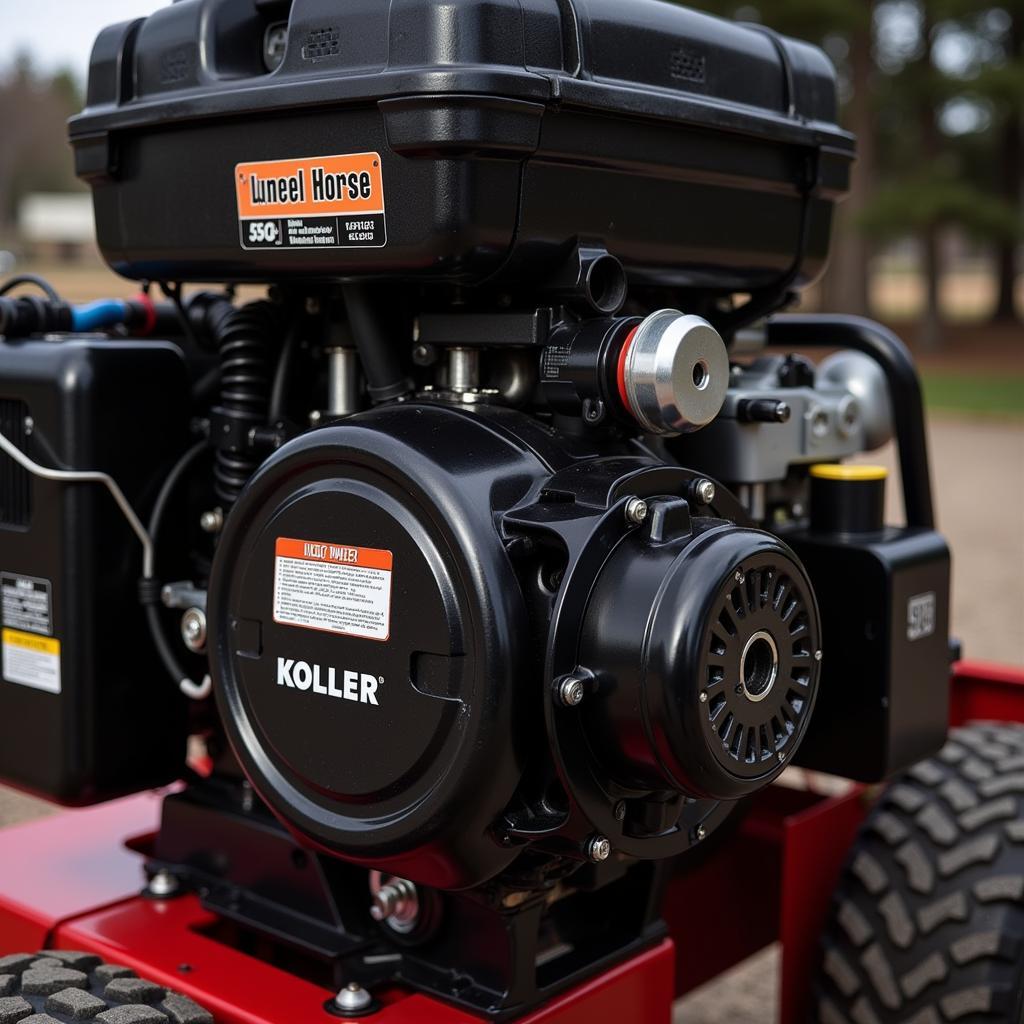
18,192,94,257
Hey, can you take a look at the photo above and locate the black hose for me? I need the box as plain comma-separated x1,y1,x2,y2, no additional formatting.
269,321,299,422
197,299,280,507
0,273,61,302
143,439,209,692
342,284,412,403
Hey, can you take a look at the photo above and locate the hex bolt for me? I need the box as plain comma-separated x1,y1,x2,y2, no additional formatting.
146,869,181,898
332,982,373,1016
180,607,207,653
624,497,648,525
696,825,707,841
199,508,224,534
693,478,716,505
370,884,400,921
369,877,419,933
586,835,611,862
557,676,586,707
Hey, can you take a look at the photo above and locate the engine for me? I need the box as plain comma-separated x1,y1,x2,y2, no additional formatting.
0,0,952,1016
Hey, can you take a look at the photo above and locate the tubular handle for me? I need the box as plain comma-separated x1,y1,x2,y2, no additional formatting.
765,314,935,530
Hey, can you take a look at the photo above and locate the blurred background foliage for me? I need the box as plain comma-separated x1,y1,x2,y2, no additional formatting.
696,0,1023,354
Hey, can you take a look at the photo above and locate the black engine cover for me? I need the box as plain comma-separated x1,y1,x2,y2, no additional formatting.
210,403,548,890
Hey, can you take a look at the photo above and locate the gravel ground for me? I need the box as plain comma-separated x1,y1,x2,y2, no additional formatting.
1,415,1020,1023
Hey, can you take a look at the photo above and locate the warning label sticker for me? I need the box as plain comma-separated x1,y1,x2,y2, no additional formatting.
1,573,52,636
2,628,61,694
273,538,393,642
235,152,386,251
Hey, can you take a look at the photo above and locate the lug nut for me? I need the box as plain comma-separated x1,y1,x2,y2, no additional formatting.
624,497,648,525
693,478,716,505
586,835,611,862
557,676,586,707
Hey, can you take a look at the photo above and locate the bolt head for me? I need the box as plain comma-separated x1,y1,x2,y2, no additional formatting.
778,752,785,763
586,835,611,862
558,676,585,707
625,497,648,525
698,691,708,703
696,825,707,841
334,983,373,1014
695,479,716,505
814,649,823,662
734,570,745,585
147,869,180,898
613,801,626,821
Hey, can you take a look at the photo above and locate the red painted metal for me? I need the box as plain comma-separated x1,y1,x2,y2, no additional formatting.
57,898,675,1024
666,782,867,1023
0,661,1019,1023
777,785,866,1023
950,660,1024,727
0,791,161,948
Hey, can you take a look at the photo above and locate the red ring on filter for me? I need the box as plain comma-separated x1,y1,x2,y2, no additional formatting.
616,325,640,416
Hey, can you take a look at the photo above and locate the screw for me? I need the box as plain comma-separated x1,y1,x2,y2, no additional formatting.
624,497,648,525
814,649,823,662
774,401,792,423
694,479,716,505
369,878,419,933
696,825,707,841
613,801,626,821
370,884,402,922
586,835,611,862
180,608,207,653
699,691,708,703
199,508,224,534
558,676,585,707
146,869,180,898
332,982,373,1016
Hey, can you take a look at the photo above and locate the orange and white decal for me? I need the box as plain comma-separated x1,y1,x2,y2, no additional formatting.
234,152,386,250
273,537,393,642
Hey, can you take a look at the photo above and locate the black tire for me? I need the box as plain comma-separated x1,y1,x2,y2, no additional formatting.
0,951,213,1024
815,722,1024,1024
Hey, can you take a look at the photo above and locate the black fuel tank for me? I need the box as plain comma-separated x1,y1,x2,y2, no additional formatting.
71,0,853,295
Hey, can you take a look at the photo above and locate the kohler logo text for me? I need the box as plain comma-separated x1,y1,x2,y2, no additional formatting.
276,657,380,705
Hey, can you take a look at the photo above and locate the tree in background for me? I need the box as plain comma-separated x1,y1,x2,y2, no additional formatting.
692,0,1023,342
693,0,876,315
0,55,84,236
935,1,1024,323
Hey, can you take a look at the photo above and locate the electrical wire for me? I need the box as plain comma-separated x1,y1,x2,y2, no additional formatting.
0,273,61,302
0,428,153,575
146,439,213,701
0,424,212,699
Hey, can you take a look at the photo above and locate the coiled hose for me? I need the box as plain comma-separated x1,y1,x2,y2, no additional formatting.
202,299,280,507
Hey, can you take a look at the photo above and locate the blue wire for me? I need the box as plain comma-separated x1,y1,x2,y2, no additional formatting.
70,299,129,332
